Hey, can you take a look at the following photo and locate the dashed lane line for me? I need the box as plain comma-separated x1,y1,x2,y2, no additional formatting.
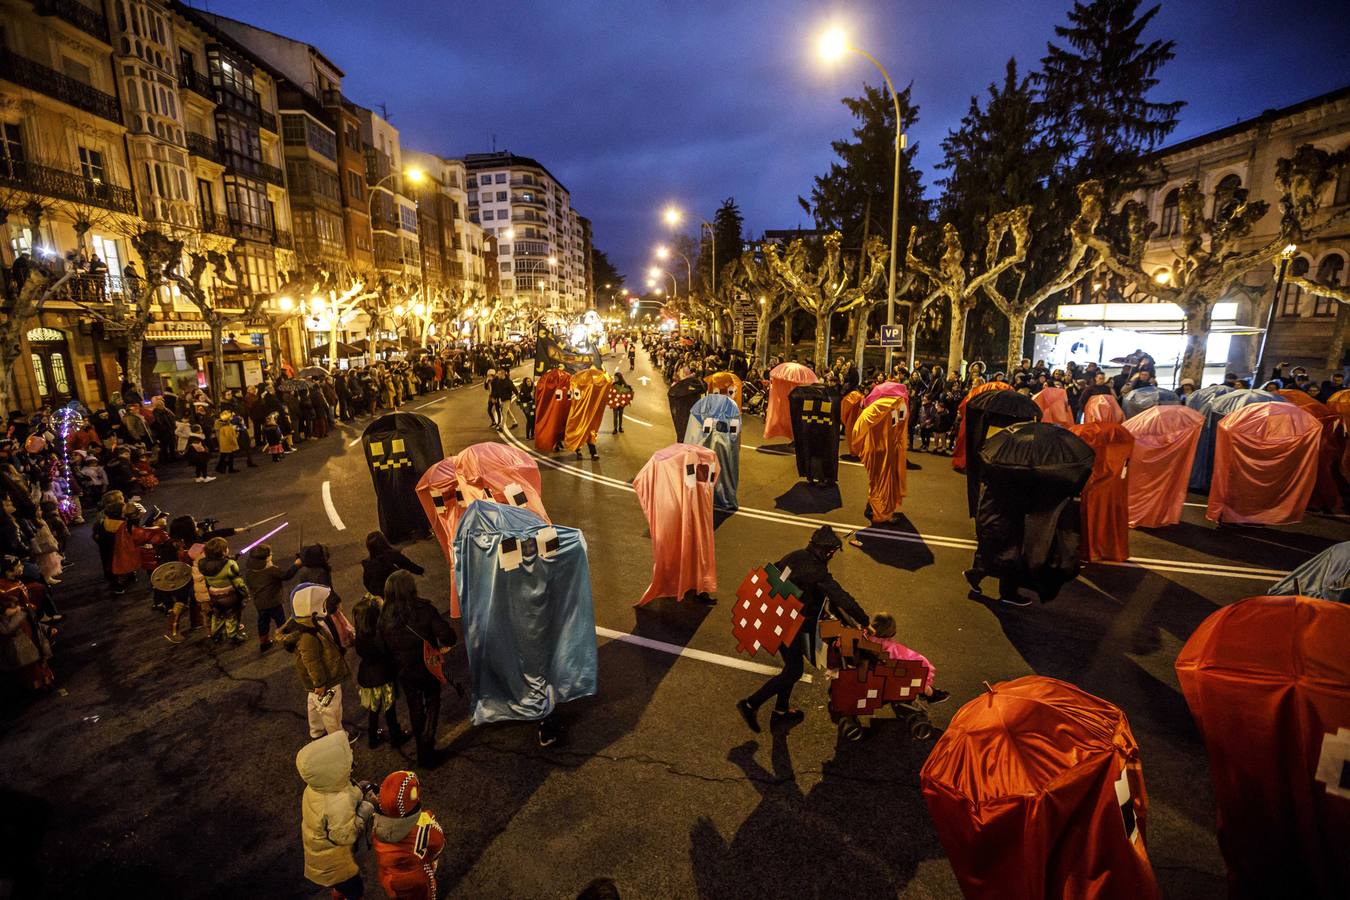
620,414,654,427
596,626,811,683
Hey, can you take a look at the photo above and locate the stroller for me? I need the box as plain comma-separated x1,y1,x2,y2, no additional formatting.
741,379,768,416
820,620,935,742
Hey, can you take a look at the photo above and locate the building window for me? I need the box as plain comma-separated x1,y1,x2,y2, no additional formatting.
496,191,507,202
500,261,511,273
78,147,106,184
483,210,493,221
1158,189,1180,237
399,205,418,232
1,123,26,178
347,170,364,202
1336,166,1350,207
1213,174,1242,221
281,114,306,145
242,246,278,294
1314,254,1345,317
224,177,272,229
1280,257,1311,317
344,125,361,152
495,174,506,184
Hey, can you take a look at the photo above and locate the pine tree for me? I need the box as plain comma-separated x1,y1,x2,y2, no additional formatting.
1037,0,1183,191
696,197,745,291
590,247,624,294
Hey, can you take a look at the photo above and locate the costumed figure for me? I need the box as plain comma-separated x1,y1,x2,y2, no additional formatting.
1269,541,1350,602
763,362,818,442
362,412,444,543
1069,422,1134,562
1176,596,1350,899
1207,401,1320,525
1121,404,1203,528
964,422,1094,606
563,367,612,459
840,390,865,457
789,383,842,486
1082,392,1125,424
1185,384,1240,491
1032,386,1074,427
853,394,909,523
1276,389,1344,512
962,389,1040,516
453,501,598,738
633,443,718,605
704,370,743,408
415,442,548,618
951,381,1011,472
372,770,446,900
533,367,572,452
683,394,741,512
1121,385,1179,419
921,676,1160,900
666,373,707,441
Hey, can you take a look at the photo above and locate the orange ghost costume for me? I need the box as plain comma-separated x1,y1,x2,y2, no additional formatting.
563,367,612,452
854,395,909,522
704,371,743,408
1069,422,1134,562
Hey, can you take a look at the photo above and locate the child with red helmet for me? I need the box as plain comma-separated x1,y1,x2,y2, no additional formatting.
372,771,445,900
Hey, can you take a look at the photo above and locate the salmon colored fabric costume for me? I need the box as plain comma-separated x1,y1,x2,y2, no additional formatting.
415,442,549,618
1121,404,1203,528
533,368,572,452
1069,422,1134,562
633,443,718,606
563,367,612,452
840,390,865,456
1207,401,1321,525
1083,392,1125,424
951,381,1010,472
1277,389,1344,512
921,675,1160,900
853,396,909,522
763,362,818,442
1033,386,1074,427
704,371,743,408
1176,596,1350,900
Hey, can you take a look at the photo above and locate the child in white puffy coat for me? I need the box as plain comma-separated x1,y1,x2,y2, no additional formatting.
295,731,375,898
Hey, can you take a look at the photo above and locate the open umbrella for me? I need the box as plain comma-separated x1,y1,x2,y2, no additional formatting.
296,366,328,380
310,341,361,360
764,362,818,442
1176,596,1350,899
921,675,1159,900
951,381,1011,472
963,389,1040,516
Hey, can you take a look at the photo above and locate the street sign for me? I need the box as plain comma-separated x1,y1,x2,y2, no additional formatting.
880,325,903,348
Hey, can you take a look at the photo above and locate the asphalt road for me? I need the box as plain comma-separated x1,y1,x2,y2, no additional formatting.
2,349,1343,899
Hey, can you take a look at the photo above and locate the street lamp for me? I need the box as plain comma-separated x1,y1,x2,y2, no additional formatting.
817,24,907,372
649,266,677,299
519,255,558,311
661,205,716,303
1254,243,1299,382
656,244,694,296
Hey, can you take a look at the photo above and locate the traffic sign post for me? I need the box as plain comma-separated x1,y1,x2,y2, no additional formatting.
879,325,903,348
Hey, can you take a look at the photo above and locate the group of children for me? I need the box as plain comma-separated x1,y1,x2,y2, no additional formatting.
910,396,955,454
181,411,290,483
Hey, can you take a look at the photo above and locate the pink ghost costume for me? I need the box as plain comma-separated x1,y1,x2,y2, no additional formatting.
633,443,718,606
415,441,549,617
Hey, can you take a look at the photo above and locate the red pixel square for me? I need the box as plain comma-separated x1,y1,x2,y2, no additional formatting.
732,565,805,656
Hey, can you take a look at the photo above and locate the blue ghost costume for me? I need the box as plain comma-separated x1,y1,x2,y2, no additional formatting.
453,500,598,725
1187,388,1288,493
1121,385,1179,419
683,393,741,511
1268,541,1350,603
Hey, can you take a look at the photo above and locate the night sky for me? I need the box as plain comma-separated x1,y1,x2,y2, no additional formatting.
192,0,1348,285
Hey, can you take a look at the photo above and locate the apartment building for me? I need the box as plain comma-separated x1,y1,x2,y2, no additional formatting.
464,151,589,313
402,149,490,302
1131,84,1350,378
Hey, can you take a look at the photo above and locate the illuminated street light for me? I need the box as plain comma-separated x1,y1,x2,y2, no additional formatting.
278,296,294,311
816,22,907,370
663,206,683,227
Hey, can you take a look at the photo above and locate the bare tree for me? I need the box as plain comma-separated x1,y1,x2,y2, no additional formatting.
1080,144,1350,383
905,206,1031,374
0,205,74,411
734,248,799,370
763,232,887,370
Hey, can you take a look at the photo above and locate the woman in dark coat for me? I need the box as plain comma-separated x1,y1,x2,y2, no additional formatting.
378,570,455,767
352,587,408,748
360,531,424,597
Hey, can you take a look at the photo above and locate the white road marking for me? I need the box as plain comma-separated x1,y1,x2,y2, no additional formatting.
321,481,346,531
415,398,441,410
500,429,1287,581
596,626,811,683
620,414,654,427
743,443,863,467
347,436,363,447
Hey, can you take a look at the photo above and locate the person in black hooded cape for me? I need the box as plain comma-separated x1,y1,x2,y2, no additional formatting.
362,412,444,543
667,375,707,441
964,422,1094,606
962,389,1040,516
789,383,841,485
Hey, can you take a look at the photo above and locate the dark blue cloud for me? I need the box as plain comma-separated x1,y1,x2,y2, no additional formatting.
196,0,1348,285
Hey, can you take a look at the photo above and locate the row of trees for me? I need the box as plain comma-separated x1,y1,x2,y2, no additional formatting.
679,0,1350,382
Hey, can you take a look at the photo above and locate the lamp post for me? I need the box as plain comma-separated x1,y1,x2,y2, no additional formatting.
817,26,907,374
648,266,677,299
662,205,714,301
1254,243,1299,383
519,255,557,313
656,244,693,296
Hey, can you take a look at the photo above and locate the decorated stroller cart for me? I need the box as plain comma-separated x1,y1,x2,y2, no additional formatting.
820,620,934,742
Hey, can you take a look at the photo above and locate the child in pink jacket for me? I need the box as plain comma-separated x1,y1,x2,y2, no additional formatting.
867,612,949,704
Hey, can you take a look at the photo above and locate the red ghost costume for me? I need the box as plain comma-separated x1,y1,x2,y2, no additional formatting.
633,443,717,606
1176,596,1350,900
704,371,743,408
415,442,548,617
1069,422,1134,562
1121,404,1202,528
1082,393,1125,424
533,368,572,452
563,367,612,452
763,362,818,442
952,381,1010,472
1207,401,1321,525
1277,389,1343,512
853,395,909,522
921,675,1159,900
840,390,865,456
1033,387,1074,427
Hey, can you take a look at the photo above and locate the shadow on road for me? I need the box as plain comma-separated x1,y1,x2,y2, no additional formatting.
688,719,945,898
773,482,842,515
853,515,937,573
1140,519,1335,568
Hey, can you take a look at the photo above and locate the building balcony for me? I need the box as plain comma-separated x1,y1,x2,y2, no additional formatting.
0,50,121,124
512,212,548,225
0,159,136,215
201,210,232,236
221,148,285,187
186,132,222,164
34,0,110,45
179,67,215,102
512,193,546,208
256,107,278,134
511,176,545,189
272,228,293,251
226,214,275,244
